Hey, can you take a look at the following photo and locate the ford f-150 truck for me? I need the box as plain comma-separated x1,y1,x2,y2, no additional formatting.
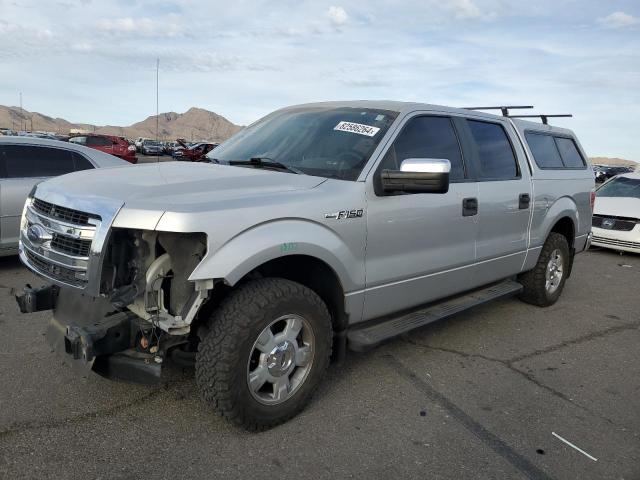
15,101,594,430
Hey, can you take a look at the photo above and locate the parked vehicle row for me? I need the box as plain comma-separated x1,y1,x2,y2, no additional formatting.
594,165,634,183
173,139,218,161
14,100,595,431
69,134,137,163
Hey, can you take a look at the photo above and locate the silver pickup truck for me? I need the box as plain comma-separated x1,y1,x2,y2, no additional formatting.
16,101,594,430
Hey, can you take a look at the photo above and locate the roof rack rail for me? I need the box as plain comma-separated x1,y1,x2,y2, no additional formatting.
509,114,573,125
464,106,534,117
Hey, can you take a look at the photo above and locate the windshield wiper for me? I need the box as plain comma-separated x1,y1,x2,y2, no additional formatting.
228,157,304,175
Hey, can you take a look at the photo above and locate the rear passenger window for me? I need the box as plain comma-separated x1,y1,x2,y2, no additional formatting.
72,152,94,171
69,136,87,145
86,136,112,147
555,137,585,168
525,132,563,168
467,120,518,180
2,145,75,178
380,116,465,181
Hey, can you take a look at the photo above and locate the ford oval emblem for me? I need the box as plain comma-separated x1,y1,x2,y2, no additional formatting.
26,224,52,244
601,218,615,230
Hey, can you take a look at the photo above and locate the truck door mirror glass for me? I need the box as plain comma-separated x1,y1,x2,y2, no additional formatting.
381,158,450,194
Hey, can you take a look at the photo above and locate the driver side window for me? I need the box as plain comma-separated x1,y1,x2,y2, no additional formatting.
380,116,465,182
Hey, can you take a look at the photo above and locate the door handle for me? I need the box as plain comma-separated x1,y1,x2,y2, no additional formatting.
462,197,478,217
519,193,531,209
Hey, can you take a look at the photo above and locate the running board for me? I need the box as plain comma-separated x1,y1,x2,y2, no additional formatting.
347,280,523,352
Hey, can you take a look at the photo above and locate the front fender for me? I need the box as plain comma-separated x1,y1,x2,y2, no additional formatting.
188,219,364,293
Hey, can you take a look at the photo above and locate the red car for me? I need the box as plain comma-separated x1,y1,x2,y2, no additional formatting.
174,139,218,161
69,134,137,163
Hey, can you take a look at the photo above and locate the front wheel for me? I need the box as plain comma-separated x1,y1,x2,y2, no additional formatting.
196,278,332,431
518,232,571,307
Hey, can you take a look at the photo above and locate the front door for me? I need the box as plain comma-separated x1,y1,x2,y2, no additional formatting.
363,114,479,321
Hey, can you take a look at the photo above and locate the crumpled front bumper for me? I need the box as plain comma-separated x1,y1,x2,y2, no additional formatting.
16,284,163,383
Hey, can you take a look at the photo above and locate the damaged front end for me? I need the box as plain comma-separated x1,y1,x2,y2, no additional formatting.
17,193,213,383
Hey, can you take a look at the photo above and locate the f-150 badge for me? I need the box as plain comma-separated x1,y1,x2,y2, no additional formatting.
324,209,364,220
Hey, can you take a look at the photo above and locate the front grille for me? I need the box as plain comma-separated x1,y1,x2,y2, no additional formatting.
51,233,91,257
592,235,640,250
592,214,638,231
32,198,97,226
25,250,85,286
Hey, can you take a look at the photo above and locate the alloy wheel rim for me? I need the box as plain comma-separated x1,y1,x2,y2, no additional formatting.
247,314,315,405
545,248,564,294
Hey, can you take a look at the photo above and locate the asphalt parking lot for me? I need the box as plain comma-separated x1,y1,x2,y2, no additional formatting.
0,249,638,479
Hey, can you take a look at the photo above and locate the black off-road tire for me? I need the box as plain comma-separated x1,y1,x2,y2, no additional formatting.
518,232,571,307
195,278,332,431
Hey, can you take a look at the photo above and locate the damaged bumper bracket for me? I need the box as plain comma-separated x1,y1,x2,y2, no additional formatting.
15,284,59,313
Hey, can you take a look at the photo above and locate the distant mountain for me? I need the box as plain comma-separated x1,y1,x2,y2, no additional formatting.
0,106,242,142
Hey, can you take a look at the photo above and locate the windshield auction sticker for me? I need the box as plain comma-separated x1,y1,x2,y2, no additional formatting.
334,121,380,137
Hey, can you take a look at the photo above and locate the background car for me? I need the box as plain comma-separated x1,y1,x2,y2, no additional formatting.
0,136,129,256
591,172,640,254
134,137,146,152
163,141,181,155
594,165,634,183
173,139,218,161
140,139,163,155
69,134,137,163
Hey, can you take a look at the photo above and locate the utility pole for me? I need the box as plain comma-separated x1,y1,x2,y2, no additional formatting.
156,57,160,160
19,92,23,131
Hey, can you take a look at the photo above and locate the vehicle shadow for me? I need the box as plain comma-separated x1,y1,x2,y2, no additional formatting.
0,254,22,271
588,246,640,258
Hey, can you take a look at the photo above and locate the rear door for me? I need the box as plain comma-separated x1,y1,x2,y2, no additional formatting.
0,145,77,251
460,119,532,285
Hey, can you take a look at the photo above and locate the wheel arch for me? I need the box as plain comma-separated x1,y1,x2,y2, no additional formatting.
540,196,580,249
188,219,365,330
246,254,349,332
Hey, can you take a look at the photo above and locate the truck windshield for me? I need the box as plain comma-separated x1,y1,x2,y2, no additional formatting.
208,106,398,180
597,176,640,198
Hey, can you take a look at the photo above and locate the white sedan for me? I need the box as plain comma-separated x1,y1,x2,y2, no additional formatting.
591,172,640,254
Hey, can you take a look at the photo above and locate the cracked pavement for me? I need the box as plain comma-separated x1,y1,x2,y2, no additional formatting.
0,249,638,479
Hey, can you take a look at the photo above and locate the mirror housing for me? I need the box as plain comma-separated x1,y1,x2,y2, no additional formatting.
381,158,451,194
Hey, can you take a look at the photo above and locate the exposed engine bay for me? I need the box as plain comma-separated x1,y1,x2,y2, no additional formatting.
103,229,212,336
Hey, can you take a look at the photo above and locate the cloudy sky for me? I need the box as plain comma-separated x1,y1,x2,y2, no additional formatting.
0,0,638,159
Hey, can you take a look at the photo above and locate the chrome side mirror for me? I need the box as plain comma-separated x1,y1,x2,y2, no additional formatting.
381,158,451,194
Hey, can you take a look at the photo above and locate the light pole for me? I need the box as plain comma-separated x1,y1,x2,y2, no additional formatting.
156,57,160,161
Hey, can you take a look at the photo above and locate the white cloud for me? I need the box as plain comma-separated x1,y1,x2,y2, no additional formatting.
97,16,183,37
71,42,92,52
598,11,638,29
448,0,482,19
327,6,348,27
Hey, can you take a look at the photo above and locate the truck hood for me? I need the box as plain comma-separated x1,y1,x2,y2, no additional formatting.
35,162,327,212
594,196,640,218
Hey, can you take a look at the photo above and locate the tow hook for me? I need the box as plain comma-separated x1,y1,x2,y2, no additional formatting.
15,284,59,313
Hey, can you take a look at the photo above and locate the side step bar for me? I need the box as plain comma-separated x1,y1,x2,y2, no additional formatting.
347,280,523,352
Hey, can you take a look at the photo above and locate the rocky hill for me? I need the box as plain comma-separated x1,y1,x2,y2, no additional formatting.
0,106,242,142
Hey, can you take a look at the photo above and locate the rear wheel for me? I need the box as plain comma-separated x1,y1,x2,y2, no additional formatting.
196,278,332,431
518,232,571,306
